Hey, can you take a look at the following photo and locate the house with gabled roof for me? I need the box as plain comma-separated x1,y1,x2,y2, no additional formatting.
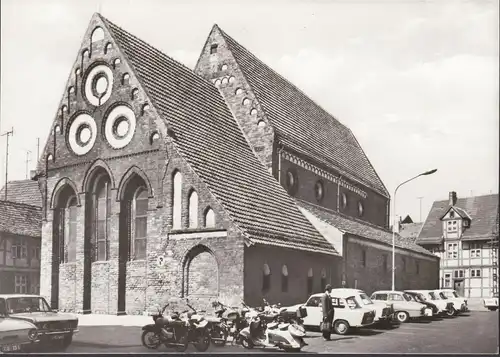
416,191,499,298
0,200,42,295
31,13,439,315
0,180,43,207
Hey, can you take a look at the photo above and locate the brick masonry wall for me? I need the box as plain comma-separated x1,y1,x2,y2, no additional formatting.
243,244,342,307
279,158,389,229
344,235,440,295
194,27,276,172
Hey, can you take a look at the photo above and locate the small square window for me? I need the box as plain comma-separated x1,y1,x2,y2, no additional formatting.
210,44,218,54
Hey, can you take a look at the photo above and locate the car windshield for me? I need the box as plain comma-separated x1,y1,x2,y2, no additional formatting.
415,294,426,302
429,292,437,300
6,297,51,314
403,293,414,302
439,292,447,299
358,293,373,305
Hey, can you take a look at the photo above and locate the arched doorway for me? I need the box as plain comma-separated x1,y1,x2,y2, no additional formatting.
182,245,219,297
84,167,112,313
51,183,78,309
118,173,149,314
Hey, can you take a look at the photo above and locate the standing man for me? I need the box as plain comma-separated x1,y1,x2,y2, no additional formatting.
321,284,334,341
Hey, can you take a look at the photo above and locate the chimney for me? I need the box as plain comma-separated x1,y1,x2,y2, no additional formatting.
449,191,457,206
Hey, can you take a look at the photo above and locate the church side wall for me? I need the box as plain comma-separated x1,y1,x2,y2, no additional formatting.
244,245,342,307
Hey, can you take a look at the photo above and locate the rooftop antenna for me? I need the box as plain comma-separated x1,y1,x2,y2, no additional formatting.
25,150,32,179
1,127,14,200
37,138,40,161
417,196,424,222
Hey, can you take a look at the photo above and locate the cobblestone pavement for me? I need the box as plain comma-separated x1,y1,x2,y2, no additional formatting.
59,311,498,354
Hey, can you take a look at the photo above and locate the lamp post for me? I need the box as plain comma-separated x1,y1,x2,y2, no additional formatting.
392,169,437,291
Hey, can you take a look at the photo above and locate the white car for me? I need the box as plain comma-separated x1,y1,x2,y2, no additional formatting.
370,290,432,323
332,289,394,325
404,290,455,317
0,300,39,353
283,289,376,335
483,297,499,311
432,290,465,315
435,289,468,313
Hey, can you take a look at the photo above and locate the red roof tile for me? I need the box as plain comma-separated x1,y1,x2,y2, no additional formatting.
0,200,42,238
0,180,42,207
101,15,338,256
215,26,389,197
417,194,499,244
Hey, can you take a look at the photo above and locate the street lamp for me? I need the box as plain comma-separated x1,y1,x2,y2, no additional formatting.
392,169,437,291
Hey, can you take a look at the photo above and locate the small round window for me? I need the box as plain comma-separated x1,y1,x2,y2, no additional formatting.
358,201,364,217
315,180,324,202
341,193,348,209
286,170,298,195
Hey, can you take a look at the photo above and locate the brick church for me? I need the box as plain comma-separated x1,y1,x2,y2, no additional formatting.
33,13,439,315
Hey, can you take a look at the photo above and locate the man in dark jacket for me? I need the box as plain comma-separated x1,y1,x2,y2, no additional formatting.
321,284,334,340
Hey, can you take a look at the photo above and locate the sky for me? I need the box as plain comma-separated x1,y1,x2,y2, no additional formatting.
0,0,498,223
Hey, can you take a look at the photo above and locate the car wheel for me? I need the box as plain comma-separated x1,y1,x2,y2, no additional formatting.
333,320,350,335
487,307,498,311
446,307,456,317
395,311,410,323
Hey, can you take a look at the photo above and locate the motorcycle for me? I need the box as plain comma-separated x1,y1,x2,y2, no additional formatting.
209,301,251,346
141,303,191,352
262,298,307,326
239,300,307,352
184,302,212,352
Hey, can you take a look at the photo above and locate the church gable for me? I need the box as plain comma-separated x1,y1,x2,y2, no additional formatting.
38,13,166,174
194,25,275,170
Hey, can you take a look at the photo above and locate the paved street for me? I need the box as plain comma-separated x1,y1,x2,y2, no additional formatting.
57,311,499,354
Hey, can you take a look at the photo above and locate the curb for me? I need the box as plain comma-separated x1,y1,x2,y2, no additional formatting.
72,341,141,348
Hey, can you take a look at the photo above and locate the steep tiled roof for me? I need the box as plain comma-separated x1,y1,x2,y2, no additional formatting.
101,15,338,256
296,200,436,257
399,223,423,242
216,27,389,197
417,194,499,244
0,180,42,207
0,201,42,238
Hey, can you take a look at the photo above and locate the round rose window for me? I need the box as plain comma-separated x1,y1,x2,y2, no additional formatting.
68,113,97,155
84,64,114,106
104,105,136,149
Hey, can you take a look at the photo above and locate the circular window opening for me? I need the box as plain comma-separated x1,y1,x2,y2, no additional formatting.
341,193,348,209
221,64,228,71
113,116,130,139
77,125,92,145
250,108,257,115
235,88,243,95
358,201,364,217
315,180,324,202
242,98,250,106
93,74,109,96
257,120,266,127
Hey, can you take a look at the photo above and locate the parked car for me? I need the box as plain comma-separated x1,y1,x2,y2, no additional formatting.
331,289,394,325
403,291,439,316
0,295,79,351
435,289,468,313
370,290,432,323
483,296,499,311
432,290,465,316
0,311,39,353
283,289,376,335
404,290,455,316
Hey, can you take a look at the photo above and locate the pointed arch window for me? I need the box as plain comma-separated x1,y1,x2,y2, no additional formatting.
204,208,215,228
64,197,78,263
95,176,111,261
131,187,148,260
172,171,182,229
262,264,271,293
281,265,289,292
188,190,198,228
307,268,314,295
320,268,327,291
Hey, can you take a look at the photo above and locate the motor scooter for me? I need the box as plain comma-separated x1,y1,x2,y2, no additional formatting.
239,301,307,352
